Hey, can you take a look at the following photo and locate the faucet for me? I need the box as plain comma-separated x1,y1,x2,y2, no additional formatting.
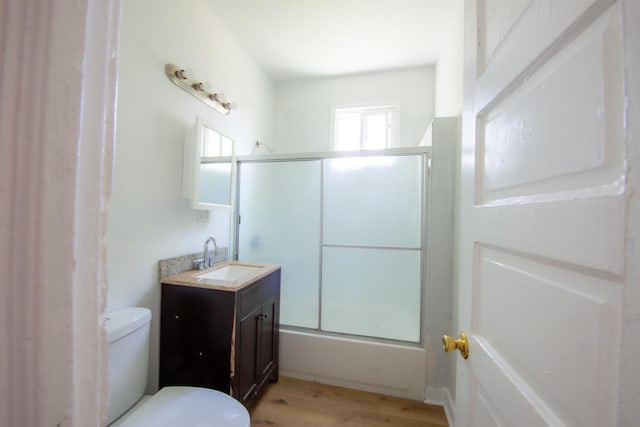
202,236,219,269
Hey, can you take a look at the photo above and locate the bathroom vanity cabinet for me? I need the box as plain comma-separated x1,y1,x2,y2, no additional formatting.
159,267,280,407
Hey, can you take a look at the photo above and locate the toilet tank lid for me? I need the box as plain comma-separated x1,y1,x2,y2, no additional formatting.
104,307,152,343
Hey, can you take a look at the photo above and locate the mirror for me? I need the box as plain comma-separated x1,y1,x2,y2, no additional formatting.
183,116,234,210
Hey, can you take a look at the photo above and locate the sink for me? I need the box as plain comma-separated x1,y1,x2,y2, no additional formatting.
162,261,279,291
197,263,264,282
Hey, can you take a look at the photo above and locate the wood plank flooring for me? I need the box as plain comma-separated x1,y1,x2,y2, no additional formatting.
249,376,449,427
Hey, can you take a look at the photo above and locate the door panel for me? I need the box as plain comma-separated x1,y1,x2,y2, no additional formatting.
457,1,627,426
467,340,556,426
238,306,260,403
474,197,626,274
258,294,278,378
480,0,532,68
480,9,625,200
468,385,502,427
476,0,608,109
474,246,622,425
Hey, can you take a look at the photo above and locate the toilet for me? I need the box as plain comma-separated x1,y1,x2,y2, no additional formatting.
105,307,250,427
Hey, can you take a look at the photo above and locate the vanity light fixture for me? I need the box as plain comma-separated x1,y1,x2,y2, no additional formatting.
165,63,231,115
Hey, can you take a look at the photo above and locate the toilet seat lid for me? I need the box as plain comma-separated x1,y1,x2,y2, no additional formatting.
115,386,249,427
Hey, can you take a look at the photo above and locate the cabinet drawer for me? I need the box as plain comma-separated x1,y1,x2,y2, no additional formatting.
239,270,280,316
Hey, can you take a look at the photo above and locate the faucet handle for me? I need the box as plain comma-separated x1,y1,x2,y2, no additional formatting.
193,258,205,270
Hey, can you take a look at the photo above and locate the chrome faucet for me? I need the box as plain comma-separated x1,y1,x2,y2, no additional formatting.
202,236,219,269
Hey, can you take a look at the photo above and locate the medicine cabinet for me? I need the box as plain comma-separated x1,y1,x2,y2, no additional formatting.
183,116,234,210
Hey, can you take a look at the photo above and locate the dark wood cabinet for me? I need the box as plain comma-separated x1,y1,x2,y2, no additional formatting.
160,268,280,407
237,290,279,402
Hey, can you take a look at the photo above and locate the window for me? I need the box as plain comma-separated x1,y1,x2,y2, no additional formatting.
334,105,395,151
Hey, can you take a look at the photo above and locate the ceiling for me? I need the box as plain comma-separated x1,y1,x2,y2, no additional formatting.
207,0,463,82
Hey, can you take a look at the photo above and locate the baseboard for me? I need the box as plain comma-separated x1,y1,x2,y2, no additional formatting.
425,387,455,427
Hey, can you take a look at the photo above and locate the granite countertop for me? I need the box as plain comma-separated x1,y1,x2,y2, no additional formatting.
160,261,280,292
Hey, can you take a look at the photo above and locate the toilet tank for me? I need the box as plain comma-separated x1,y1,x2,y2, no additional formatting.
104,307,152,426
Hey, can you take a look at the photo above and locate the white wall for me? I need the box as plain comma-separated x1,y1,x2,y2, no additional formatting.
274,67,435,153
433,2,463,414
424,117,459,420
106,0,274,392
434,1,464,116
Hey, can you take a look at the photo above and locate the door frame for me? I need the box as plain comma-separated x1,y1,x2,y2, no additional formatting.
0,0,121,425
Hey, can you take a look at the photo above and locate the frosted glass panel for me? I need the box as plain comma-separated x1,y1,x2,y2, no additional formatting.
323,155,422,247
199,162,231,205
321,246,421,342
238,161,321,328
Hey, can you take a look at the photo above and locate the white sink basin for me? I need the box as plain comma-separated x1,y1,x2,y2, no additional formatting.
197,264,264,282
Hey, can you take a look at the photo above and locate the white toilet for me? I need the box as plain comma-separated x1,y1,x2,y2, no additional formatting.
105,307,250,427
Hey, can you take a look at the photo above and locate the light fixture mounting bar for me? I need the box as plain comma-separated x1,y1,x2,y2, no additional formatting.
165,63,231,115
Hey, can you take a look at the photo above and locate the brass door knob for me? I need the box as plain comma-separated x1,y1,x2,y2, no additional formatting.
442,332,469,359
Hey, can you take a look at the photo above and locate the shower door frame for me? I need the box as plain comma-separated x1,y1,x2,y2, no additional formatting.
233,146,432,346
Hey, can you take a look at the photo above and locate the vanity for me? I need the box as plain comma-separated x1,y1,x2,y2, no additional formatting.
159,262,281,407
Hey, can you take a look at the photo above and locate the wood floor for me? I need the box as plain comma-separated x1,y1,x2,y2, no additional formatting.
249,377,449,427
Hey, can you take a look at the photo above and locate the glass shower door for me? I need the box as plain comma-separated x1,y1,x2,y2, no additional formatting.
237,160,321,329
237,152,426,342
321,155,424,342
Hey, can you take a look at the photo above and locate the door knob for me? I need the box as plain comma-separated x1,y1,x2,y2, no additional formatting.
442,332,469,359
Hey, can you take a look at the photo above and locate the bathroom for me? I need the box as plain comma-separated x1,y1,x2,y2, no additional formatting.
3,0,639,425
107,0,462,421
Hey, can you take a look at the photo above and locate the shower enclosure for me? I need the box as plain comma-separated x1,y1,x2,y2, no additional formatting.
235,148,429,344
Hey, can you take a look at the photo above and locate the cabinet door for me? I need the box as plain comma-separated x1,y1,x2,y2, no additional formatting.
235,269,281,406
160,285,203,387
160,284,234,392
237,304,260,403
257,293,279,384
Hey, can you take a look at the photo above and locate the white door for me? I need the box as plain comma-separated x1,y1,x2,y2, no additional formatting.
454,0,639,426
